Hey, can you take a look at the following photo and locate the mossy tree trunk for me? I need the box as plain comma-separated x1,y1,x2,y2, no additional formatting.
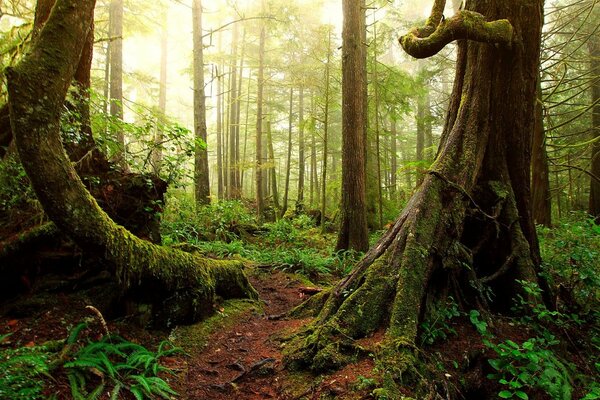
286,0,545,388
6,0,257,327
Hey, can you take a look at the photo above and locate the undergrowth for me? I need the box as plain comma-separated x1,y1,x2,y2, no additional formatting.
0,320,180,400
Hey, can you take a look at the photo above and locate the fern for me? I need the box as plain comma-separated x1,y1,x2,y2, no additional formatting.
64,333,181,399
67,323,88,344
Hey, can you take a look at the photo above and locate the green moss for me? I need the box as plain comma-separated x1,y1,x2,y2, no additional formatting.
288,290,331,319
169,298,260,352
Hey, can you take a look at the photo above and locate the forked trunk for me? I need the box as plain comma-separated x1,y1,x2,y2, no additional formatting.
285,0,545,391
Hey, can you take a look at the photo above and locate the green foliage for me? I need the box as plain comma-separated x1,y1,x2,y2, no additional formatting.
0,154,36,214
161,193,256,244
0,323,180,400
0,344,52,400
353,375,377,391
88,90,199,185
196,200,256,242
487,337,572,400
420,297,461,345
538,214,600,314
512,280,582,331
64,331,180,400
468,280,588,400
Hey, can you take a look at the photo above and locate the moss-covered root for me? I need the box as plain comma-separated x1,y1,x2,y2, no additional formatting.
375,338,422,396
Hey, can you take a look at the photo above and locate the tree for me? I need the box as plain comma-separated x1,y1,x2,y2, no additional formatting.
151,7,168,175
335,0,369,252
531,77,552,226
286,0,546,395
193,0,210,206
7,0,256,328
588,31,599,221
255,1,266,220
109,0,125,167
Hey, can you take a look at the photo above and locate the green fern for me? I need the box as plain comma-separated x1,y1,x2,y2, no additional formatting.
65,334,181,399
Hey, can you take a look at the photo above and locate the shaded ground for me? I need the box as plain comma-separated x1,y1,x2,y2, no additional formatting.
172,270,378,400
0,269,378,399
1,266,594,399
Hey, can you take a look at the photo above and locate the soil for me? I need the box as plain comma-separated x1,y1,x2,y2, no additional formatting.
174,270,378,400
1,268,593,399
0,269,378,400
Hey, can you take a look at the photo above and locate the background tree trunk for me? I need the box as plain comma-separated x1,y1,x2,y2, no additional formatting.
193,0,210,206
282,88,294,217
152,9,168,175
588,33,600,221
109,0,125,168
336,0,369,252
532,78,552,226
255,5,266,220
297,87,305,211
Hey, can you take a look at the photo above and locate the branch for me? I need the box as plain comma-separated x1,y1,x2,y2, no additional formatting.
400,9,514,59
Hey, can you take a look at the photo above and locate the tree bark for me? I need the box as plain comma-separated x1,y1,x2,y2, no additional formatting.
287,1,545,394
390,119,398,201
531,78,552,226
228,23,240,199
151,8,168,175
255,6,266,220
267,118,280,211
193,0,210,206
336,0,369,252
7,0,256,328
282,88,294,217
109,0,125,168
296,87,305,211
588,33,600,221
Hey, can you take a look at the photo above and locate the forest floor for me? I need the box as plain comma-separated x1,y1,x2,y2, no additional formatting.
1,262,596,399
0,269,379,399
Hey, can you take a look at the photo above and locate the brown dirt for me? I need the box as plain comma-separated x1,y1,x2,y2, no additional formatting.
0,269,379,399
178,271,377,400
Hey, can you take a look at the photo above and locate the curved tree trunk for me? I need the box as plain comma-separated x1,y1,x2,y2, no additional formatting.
6,0,256,327
286,0,544,392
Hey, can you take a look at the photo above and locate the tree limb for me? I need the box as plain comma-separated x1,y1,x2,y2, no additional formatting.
400,8,514,59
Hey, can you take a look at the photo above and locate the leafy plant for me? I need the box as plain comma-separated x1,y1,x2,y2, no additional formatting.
0,344,52,400
420,297,461,345
538,214,600,314
487,337,572,400
64,328,181,400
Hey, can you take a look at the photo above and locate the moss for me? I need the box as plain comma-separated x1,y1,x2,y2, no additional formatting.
334,258,396,338
169,298,259,353
288,289,331,318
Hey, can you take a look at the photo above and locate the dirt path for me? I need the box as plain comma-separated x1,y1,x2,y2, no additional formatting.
178,271,310,399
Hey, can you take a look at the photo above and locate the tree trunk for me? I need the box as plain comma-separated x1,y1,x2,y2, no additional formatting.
193,0,210,206
282,88,294,217
228,23,240,199
255,6,266,220
109,0,125,168
390,119,398,201
588,33,600,221
152,9,168,175
297,87,305,212
267,119,280,211
286,0,545,394
216,63,224,200
531,78,552,226
7,0,256,328
336,0,369,252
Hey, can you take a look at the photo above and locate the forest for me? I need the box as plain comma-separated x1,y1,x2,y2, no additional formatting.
0,0,598,399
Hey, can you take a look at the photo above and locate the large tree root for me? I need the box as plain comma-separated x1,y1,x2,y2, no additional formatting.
284,176,539,396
